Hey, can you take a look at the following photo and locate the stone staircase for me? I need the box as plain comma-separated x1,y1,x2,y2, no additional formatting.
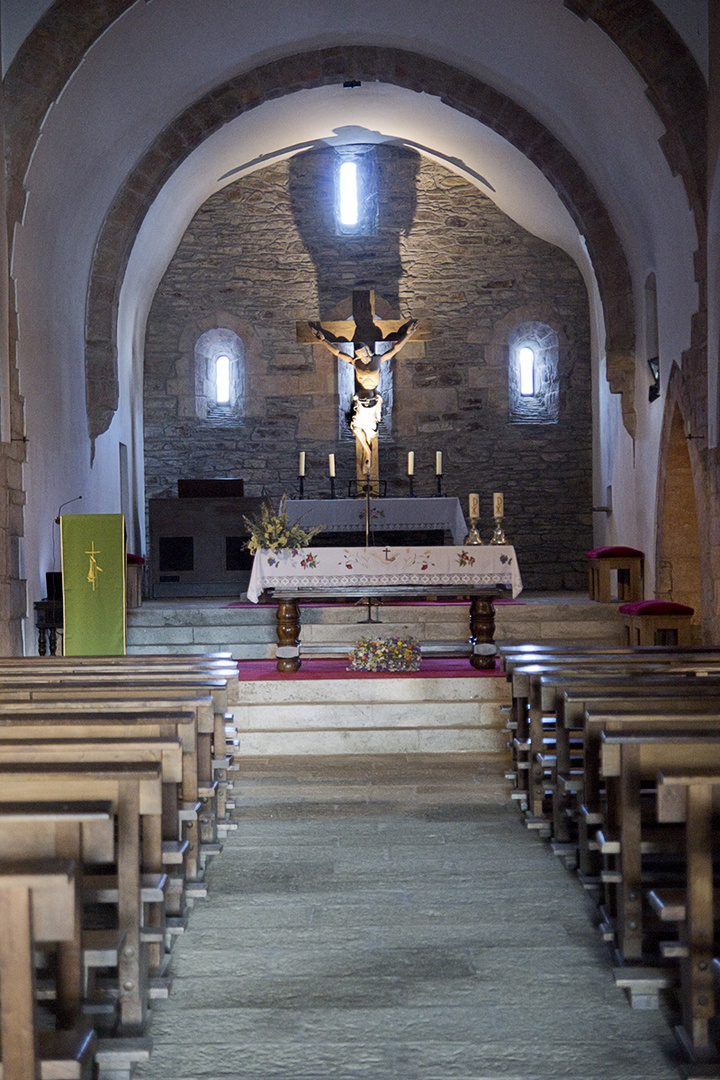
126,594,622,756
126,593,623,659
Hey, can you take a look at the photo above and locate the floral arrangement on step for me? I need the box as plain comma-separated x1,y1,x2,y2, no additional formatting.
348,635,422,672
244,495,323,555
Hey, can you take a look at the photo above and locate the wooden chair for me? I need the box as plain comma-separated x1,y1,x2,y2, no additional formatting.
619,599,695,646
586,546,644,602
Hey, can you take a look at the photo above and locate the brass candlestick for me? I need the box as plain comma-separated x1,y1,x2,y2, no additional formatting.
490,517,507,545
464,516,483,545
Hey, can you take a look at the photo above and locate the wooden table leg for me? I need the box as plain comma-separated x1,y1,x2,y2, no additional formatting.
276,599,301,672
469,596,496,670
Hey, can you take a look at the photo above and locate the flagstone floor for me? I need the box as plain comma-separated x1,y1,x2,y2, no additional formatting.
134,755,685,1080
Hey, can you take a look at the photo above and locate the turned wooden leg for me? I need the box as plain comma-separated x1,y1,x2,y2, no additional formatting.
276,598,301,672
469,595,497,670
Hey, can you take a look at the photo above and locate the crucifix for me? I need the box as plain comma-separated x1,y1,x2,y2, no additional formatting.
297,290,430,494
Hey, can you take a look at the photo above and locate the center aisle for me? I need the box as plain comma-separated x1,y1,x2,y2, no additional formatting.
135,756,681,1080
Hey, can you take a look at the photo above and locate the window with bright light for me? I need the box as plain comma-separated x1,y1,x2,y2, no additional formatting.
193,327,244,423
215,354,230,403
508,321,559,424
518,346,535,396
334,148,377,235
338,161,358,227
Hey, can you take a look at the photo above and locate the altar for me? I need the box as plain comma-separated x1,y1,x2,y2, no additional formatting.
284,497,467,546
248,544,522,671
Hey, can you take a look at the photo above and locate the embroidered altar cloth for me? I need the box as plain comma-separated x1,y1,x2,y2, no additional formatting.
247,545,522,603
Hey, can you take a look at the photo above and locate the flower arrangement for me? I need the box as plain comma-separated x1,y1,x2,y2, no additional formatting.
244,495,323,555
348,635,422,672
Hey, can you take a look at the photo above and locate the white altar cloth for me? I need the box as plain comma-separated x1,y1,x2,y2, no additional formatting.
247,545,522,603
284,497,467,545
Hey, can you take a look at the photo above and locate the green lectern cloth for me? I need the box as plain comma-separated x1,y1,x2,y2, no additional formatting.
61,514,126,655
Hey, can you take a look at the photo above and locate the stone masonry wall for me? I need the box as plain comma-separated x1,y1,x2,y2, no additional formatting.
144,146,592,590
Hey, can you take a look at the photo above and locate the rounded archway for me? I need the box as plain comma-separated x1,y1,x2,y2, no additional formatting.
656,402,702,630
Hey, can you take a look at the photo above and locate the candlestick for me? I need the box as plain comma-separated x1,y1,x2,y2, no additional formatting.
493,492,504,518
298,476,305,500
436,474,443,497
328,453,335,478
407,451,414,476
490,517,507,545
409,475,415,498
330,477,336,499
469,493,480,519
435,451,443,475
298,451,306,477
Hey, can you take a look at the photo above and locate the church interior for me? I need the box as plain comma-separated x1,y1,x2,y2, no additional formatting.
0,1,719,1078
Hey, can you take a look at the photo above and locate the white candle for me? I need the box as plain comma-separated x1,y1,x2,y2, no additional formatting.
435,451,443,475
298,452,306,477
407,451,414,476
493,492,504,518
469,492,480,519
328,453,335,478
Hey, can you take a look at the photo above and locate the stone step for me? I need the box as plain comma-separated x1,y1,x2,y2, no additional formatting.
127,595,623,656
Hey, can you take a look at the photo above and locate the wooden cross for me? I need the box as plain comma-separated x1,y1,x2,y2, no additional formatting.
298,290,430,493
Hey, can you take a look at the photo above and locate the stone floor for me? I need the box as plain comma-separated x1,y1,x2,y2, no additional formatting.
134,756,686,1080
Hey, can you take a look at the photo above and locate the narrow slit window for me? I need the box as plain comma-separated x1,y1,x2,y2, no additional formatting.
338,160,359,227
519,346,535,396
215,354,230,404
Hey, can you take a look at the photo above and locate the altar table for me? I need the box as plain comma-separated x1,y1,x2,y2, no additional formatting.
247,545,522,671
284,497,467,546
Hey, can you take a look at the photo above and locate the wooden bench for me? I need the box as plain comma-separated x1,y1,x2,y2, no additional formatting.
600,733,720,965
0,857,96,1080
650,767,720,1060
0,762,163,1033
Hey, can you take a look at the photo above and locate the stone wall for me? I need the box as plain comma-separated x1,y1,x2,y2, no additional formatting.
144,146,592,589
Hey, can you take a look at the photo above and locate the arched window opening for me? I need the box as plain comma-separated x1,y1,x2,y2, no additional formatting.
338,161,359,227
215,354,231,404
334,147,378,235
508,321,559,423
193,328,244,422
518,346,535,396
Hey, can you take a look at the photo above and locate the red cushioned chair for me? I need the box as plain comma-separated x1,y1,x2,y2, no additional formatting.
619,599,695,646
586,546,644,603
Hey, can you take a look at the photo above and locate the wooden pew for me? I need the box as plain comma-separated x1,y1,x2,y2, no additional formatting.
600,733,720,966
0,762,163,1033
0,857,96,1080
0,702,204,883
0,668,238,831
522,668,720,820
649,767,720,1061
503,651,720,805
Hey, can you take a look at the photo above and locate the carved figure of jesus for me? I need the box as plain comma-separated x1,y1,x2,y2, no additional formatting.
309,319,418,474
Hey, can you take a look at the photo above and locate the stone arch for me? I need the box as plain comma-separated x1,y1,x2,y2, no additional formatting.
655,362,708,633
3,7,706,445
83,47,636,443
